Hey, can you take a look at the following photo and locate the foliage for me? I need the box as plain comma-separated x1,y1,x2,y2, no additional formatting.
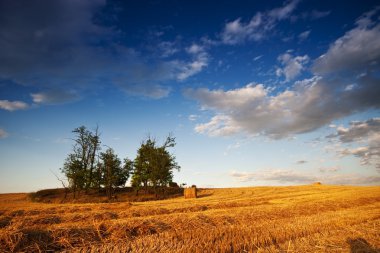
98,148,132,199
60,126,101,197
60,126,180,199
131,135,180,195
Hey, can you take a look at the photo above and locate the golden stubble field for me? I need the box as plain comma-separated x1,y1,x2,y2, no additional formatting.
0,185,379,252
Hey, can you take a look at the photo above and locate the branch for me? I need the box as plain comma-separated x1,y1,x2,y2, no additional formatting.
50,169,68,189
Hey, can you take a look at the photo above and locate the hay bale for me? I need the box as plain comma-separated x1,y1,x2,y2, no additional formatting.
184,187,197,198
313,182,322,185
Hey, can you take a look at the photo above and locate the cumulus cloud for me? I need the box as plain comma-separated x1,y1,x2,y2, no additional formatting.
313,7,380,74
0,100,29,111
330,118,380,143
195,114,242,137
230,169,380,185
188,73,380,138
31,89,80,105
276,53,309,81
0,128,8,138
188,8,380,139
329,118,380,169
221,0,299,44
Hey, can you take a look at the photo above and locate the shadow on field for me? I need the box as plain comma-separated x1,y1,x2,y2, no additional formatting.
197,193,213,198
347,238,379,253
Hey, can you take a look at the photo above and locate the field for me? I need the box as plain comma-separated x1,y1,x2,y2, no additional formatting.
0,185,379,252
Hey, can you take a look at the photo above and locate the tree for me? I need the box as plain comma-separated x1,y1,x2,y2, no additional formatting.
60,126,101,197
61,154,85,198
132,137,155,194
98,148,132,200
86,126,101,190
131,134,180,197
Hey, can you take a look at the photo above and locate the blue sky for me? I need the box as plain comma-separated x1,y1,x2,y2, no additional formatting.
0,0,379,193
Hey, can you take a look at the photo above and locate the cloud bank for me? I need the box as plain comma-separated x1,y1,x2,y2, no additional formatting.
328,118,380,169
188,9,380,139
0,100,29,111
230,169,380,185
31,89,80,105
0,0,208,101
313,7,380,75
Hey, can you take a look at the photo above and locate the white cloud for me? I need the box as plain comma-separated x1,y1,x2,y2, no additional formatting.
221,0,299,44
298,30,311,41
31,89,80,105
230,169,380,185
158,41,179,58
187,72,380,139
0,128,8,139
188,114,199,121
313,8,380,74
326,119,380,170
0,100,29,111
186,44,204,55
329,119,380,169
230,169,316,183
188,8,380,140
330,118,380,143
276,53,309,81
319,166,340,173
195,114,241,137
177,44,209,81
268,0,300,20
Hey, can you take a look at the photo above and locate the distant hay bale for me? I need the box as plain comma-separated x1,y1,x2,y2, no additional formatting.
313,182,322,185
184,187,197,198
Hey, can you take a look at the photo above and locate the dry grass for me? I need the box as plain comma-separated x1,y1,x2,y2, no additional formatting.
0,185,379,252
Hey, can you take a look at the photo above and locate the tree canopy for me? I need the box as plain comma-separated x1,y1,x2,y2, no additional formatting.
60,126,180,199
132,135,180,195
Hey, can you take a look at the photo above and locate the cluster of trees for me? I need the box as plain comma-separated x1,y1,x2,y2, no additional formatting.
60,126,180,199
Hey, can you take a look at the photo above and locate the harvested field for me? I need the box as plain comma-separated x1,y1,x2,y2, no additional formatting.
0,185,379,252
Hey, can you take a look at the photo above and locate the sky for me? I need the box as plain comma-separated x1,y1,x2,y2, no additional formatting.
0,0,379,193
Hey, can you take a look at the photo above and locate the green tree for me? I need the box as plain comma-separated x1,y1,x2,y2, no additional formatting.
131,135,180,197
99,148,132,199
132,138,155,194
61,154,85,198
61,125,101,197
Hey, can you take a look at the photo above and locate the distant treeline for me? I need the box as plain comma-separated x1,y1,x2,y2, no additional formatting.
60,126,180,200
